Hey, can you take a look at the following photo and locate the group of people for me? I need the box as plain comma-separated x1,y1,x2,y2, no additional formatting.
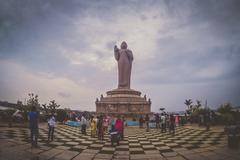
28,105,184,148
28,106,56,147
74,114,125,140
89,115,125,142
139,113,178,134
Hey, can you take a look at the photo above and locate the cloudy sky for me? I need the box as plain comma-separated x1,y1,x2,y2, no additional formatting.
0,0,239,112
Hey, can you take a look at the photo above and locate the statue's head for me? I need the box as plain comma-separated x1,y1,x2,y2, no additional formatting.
121,41,127,49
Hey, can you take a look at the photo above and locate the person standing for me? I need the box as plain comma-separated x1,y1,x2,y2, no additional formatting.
28,106,39,147
90,116,97,137
139,115,144,128
97,115,104,140
145,114,150,132
175,114,180,126
121,116,125,139
48,113,56,141
155,114,160,129
110,116,116,127
204,111,210,131
115,116,124,140
81,115,87,135
169,114,175,135
103,115,109,134
161,113,166,133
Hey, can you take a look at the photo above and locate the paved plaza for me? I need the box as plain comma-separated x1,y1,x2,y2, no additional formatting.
0,124,239,160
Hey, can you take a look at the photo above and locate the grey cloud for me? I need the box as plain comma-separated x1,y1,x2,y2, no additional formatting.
161,0,240,45
0,0,239,110
106,41,116,50
145,0,240,85
58,92,71,98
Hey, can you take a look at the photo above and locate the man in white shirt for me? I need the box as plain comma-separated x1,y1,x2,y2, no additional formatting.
81,115,87,135
161,113,166,133
48,114,56,141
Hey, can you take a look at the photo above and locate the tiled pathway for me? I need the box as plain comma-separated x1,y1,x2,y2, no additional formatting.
0,124,239,160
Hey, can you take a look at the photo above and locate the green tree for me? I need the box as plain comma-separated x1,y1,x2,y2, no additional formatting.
217,103,234,125
217,103,232,114
42,100,60,114
21,93,40,120
196,100,201,109
192,100,202,113
27,93,40,109
184,99,193,114
184,99,193,109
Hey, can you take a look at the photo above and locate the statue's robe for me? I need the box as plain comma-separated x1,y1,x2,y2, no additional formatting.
114,48,133,89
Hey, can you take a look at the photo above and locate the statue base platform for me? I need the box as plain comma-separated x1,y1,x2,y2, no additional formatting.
95,88,151,119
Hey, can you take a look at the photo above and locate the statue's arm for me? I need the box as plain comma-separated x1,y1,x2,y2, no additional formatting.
127,50,133,62
114,45,120,61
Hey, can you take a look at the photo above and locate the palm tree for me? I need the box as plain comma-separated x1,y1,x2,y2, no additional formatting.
184,99,193,110
196,100,201,110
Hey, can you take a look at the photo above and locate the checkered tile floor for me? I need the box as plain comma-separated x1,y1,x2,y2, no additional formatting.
1,124,240,160
0,124,227,154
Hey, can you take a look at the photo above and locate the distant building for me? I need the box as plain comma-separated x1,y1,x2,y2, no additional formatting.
0,101,18,110
0,105,14,110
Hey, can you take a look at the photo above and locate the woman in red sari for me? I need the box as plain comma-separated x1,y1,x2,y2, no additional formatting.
114,116,124,140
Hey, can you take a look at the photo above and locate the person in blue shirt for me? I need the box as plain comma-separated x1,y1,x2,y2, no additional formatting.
28,106,39,147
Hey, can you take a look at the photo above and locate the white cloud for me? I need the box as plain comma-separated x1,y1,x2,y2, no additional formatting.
0,60,97,110
61,7,168,72
195,64,225,79
0,0,239,111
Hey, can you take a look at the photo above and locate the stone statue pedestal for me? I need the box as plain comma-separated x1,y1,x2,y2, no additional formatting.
96,41,151,118
96,88,151,118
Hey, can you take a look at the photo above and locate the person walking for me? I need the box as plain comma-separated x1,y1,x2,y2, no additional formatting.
145,114,150,132
28,106,39,147
48,113,56,141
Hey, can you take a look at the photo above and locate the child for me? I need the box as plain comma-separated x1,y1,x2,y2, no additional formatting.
109,125,120,146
